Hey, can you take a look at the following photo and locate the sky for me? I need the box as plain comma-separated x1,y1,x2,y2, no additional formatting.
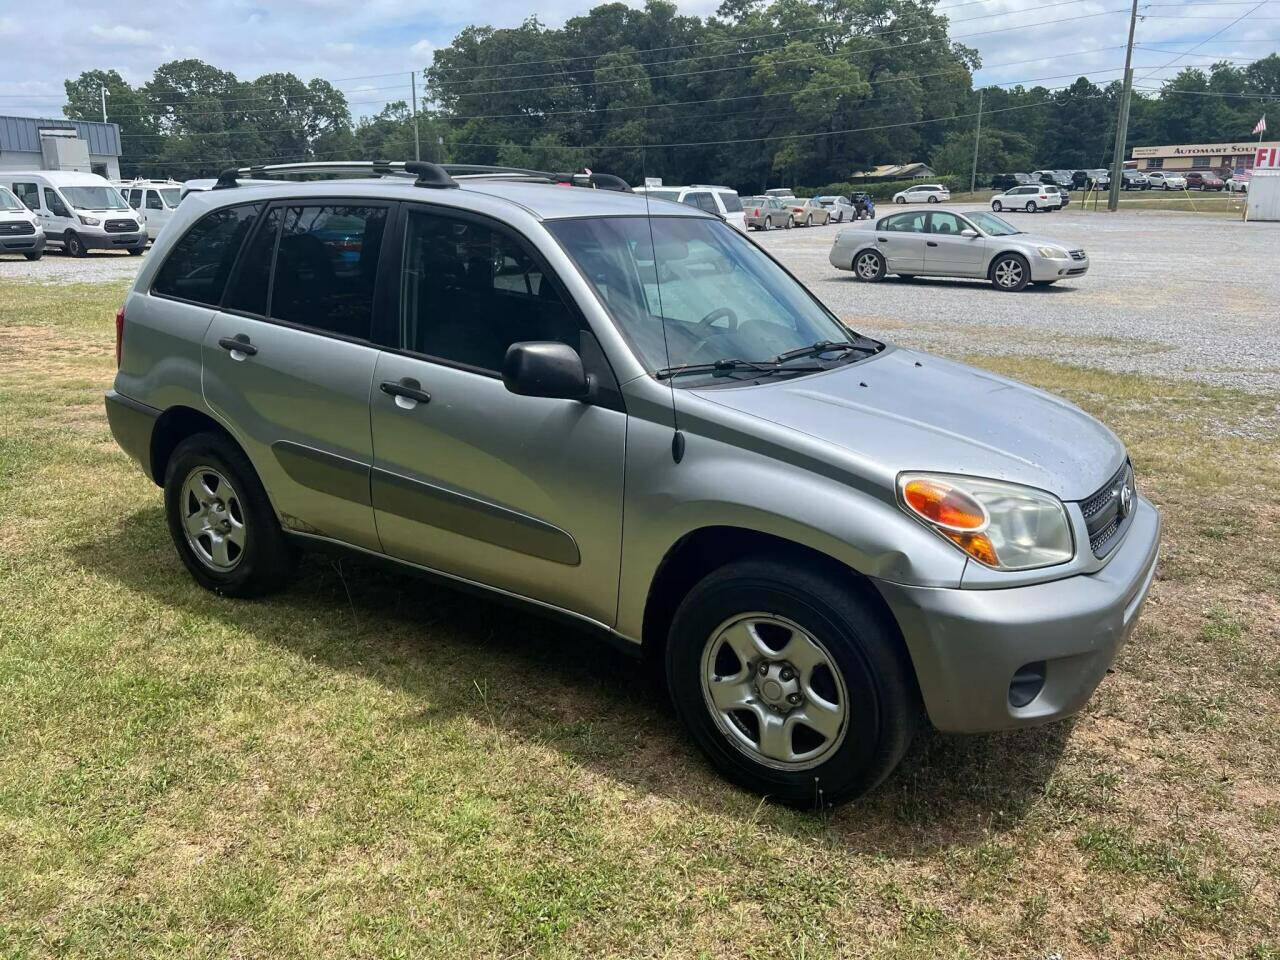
0,0,1276,123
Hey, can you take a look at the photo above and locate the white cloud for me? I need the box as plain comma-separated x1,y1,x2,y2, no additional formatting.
88,24,154,46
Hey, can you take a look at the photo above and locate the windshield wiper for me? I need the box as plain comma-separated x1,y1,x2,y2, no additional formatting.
772,338,880,364
655,358,821,380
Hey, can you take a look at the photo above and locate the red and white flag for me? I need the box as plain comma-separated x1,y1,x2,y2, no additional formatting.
1255,115,1268,135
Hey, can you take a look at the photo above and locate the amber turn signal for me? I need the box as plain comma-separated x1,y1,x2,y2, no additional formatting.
902,478,987,531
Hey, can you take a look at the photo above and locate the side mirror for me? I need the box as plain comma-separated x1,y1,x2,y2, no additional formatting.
960,228,979,239
503,341,591,400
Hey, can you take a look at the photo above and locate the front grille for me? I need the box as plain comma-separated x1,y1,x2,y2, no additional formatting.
0,221,35,235
1079,461,1135,558
105,219,137,233
1069,249,1086,260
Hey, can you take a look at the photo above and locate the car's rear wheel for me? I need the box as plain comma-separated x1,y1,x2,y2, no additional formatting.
64,231,86,258
666,558,917,807
990,252,1030,291
927,195,939,203
1024,201,1037,213
785,216,793,229
164,432,297,597
992,200,1003,212
852,250,886,282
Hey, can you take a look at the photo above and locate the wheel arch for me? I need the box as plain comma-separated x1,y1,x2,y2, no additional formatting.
640,526,911,674
149,405,242,486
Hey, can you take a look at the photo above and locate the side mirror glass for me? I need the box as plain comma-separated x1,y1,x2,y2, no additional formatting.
960,228,979,239
503,341,591,400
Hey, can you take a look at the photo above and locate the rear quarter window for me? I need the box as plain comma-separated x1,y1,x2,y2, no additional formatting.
152,203,263,307
716,192,743,213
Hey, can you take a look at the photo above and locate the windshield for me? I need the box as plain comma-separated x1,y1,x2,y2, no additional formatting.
549,216,859,381
60,186,129,211
969,212,1020,236
159,188,182,208
0,186,24,213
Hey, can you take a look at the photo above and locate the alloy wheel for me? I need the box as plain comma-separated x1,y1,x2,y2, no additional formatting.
179,466,247,571
700,613,849,771
994,258,1024,289
855,252,882,280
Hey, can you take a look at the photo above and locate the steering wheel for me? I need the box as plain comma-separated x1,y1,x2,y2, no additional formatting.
696,306,739,333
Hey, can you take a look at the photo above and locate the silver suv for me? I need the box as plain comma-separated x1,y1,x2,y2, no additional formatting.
106,161,1160,806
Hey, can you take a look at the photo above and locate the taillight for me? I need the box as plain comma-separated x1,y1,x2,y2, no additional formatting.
752,207,761,216
115,305,124,368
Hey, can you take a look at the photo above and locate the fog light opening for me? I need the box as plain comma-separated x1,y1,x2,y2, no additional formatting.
1009,661,1046,708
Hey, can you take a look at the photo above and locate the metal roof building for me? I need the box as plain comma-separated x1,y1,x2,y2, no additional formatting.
0,115,123,180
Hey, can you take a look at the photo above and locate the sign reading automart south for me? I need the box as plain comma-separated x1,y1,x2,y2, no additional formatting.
1133,141,1280,158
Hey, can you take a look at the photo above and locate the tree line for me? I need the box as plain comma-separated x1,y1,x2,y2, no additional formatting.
62,0,1280,189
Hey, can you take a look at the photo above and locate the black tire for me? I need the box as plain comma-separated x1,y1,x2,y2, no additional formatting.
127,247,144,256
894,196,905,204
992,200,1003,212
23,251,43,261
666,558,917,807
927,195,939,203
64,231,86,258
163,432,297,597
805,214,813,227
1024,201,1037,213
852,249,887,282
785,216,793,229
990,252,1031,292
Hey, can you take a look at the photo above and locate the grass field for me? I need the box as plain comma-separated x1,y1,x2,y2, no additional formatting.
1,280,1278,958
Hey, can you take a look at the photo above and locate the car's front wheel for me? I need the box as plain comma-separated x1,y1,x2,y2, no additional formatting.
23,251,42,261
894,196,905,204
992,200,1003,212
852,249,887,282
990,252,1030,291
64,231,86,258
164,432,297,597
666,558,917,807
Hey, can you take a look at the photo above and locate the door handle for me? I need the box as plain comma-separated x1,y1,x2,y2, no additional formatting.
926,241,938,247
380,378,431,407
877,237,888,243
217,334,257,357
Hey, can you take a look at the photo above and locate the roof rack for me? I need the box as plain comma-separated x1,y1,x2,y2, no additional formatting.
210,160,631,193
213,160,458,190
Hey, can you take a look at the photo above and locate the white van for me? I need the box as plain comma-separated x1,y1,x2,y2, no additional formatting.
0,184,45,260
116,179,183,241
632,183,748,232
5,171,146,257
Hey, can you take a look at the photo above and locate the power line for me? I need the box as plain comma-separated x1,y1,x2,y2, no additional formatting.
1135,0,1271,82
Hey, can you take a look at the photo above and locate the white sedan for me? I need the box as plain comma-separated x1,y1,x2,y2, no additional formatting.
892,183,950,204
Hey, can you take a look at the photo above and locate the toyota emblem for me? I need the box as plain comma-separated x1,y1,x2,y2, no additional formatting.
1118,482,1133,518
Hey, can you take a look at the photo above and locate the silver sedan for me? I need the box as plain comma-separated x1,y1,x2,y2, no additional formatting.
828,208,1090,291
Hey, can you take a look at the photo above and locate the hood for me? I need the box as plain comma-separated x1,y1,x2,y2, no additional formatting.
690,347,1125,501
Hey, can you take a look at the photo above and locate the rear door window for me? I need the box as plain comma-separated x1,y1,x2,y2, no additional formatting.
152,203,263,307
265,204,388,339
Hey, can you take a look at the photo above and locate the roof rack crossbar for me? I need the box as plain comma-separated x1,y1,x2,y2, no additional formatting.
212,160,458,190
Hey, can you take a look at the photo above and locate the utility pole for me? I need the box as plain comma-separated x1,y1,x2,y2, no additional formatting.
410,71,421,161
970,88,984,194
100,86,108,123
1107,0,1141,211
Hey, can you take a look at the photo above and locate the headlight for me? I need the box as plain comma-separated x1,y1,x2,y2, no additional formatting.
78,215,101,226
1035,245,1069,259
897,473,1074,571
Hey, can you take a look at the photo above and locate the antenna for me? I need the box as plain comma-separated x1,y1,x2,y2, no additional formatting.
640,107,683,461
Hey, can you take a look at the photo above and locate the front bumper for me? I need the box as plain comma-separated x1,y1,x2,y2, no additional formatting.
0,232,45,254
84,231,147,251
874,495,1160,733
1030,252,1090,281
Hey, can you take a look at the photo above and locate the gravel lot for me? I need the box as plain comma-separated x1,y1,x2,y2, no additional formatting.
0,247,147,285
4,206,1276,394
756,205,1280,394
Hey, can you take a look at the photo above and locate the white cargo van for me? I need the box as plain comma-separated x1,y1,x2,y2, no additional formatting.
0,184,45,260
116,179,183,241
5,171,146,257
